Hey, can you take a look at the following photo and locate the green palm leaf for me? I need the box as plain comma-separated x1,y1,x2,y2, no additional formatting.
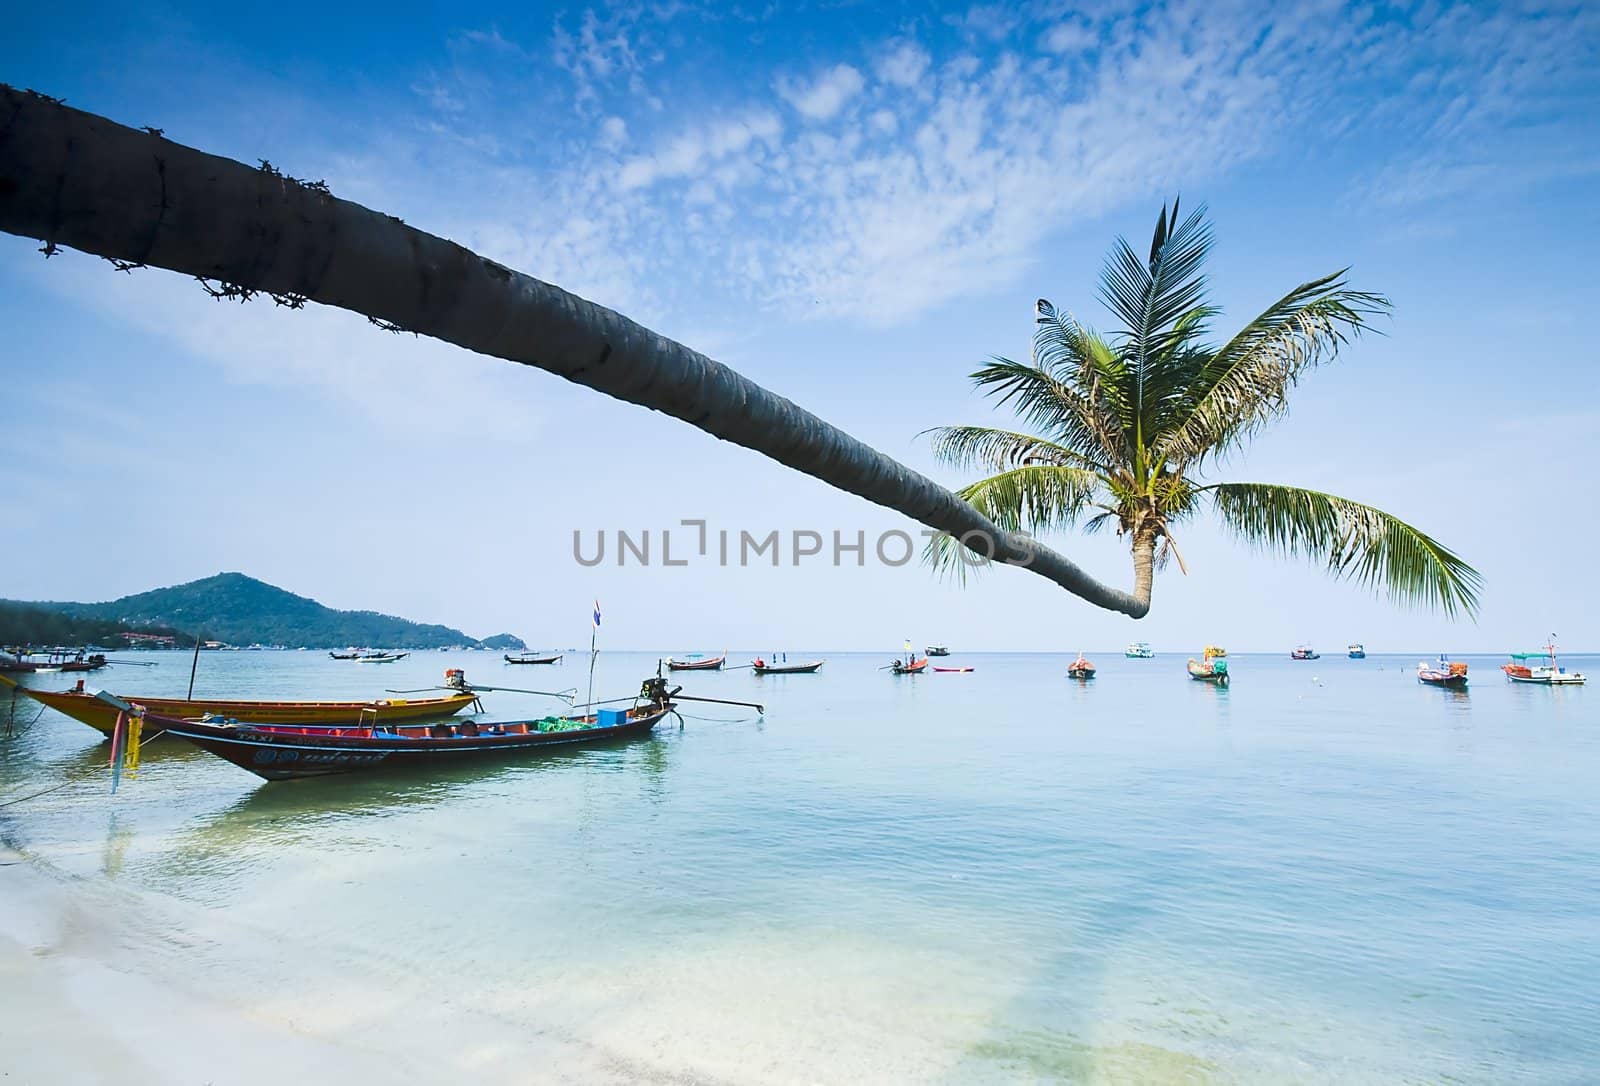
1209,482,1482,617
925,464,1102,579
1154,274,1390,466
969,355,1126,468
922,425,1111,475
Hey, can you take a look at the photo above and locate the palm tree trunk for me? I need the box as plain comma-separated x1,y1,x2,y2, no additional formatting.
0,86,1148,617
1131,530,1157,614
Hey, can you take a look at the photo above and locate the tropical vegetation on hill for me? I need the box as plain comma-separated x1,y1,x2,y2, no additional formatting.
926,200,1480,617
7,573,524,649
0,600,194,649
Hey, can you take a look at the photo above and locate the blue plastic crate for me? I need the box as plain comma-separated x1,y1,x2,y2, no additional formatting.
596,708,629,728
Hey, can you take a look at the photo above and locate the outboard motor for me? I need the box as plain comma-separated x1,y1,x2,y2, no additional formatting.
445,668,469,691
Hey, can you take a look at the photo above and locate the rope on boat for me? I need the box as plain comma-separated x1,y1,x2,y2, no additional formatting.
0,732,168,808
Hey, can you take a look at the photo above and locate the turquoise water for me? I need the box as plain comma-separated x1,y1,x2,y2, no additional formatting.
3,649,1597,1082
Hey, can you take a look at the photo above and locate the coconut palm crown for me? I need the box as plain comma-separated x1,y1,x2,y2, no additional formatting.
926,200,1481,618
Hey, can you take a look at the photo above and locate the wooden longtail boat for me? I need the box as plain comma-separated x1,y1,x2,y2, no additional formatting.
1187,646,1229,685
932,666,974,673
1066,654,1096,679
329,651,361,660
1,651,108,673
160,702,676,781
752,660,823,674
890,658,928,674
667,654,725,671
505,653,563,665
0,672,478,737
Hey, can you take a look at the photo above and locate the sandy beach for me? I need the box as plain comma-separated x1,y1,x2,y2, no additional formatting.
0,842,664,1085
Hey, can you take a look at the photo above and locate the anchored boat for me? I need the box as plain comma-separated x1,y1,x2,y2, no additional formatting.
666,654,726,671
0,672,478,737
1348,643,1366,659
1502,639,1585,685
1417,655,1468,687
505,652,563,665
752,658,824,674
1187,646,1229,685
1125,642,1155,659
1291,646,1320,660
1066,654,1096,680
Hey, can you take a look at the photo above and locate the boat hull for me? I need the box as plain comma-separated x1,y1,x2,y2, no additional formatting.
162,706,674,781
0,676,477,736
505,654,563,665
1418,674,1468,687
667,656,725,671
1066,668,1095,679
753,662,823,674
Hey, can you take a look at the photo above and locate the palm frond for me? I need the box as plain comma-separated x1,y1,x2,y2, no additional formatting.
924,465,1101,579
1155,274,1390,466
969,354,1125,467
1099,199,1215,377
921,425,1111,476
1209,482,1481,618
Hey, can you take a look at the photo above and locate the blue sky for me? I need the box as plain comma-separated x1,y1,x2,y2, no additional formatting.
3,1,1598,652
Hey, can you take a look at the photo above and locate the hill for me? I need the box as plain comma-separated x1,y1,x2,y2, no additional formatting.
8,573,524,649
0,600,196,649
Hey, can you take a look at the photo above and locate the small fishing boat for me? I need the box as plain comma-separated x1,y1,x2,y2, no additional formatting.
932,666,974,673
1348,643,1366,659
355,651,409,664
1502,639,1585,685
752,659,824,674
0,672,479,737
1291,646,1320,660
0,649,109,674
329,650,361,660
926,646,950,657
666,654,726,671
1416,655,1468,687
1066,654,1096,679
1187,646,1229,685
1125,642,1154,659
505,652,563,665
890,657,928,675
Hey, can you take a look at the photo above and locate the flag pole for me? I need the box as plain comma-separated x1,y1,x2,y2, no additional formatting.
585,601,600,715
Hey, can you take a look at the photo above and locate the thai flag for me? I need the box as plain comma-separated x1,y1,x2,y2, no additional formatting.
593,601,602,629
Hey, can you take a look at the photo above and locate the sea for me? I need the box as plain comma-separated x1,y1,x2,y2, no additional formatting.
2,648,1596,1083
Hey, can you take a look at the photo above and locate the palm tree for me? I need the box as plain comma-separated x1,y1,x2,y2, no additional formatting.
0,84,1141,615
925,200,1480,617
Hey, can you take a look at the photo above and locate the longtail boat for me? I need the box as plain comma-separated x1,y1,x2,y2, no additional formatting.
932,666,974,673
119,675,763,783
1187,646,1229,685
752,659,823,674
329,651,361,660
890,657,928,675
355,651,408,663
505,652,563,665
1502,639,1584,685
667,654,725,671
1417,655,1468,687
0,672,478,737
1066,654,1096,679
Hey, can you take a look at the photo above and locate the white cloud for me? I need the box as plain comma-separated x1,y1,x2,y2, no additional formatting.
777,64,866,120
600,115,628,147
876,41,930,88
1039,19,1096,54
615,111,782,191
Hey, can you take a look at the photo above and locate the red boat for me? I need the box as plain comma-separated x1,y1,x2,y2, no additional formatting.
890,657,928,674
1417,656,1468,688
1066,654,1096,679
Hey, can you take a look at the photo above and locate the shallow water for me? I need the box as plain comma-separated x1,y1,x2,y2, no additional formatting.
3,649,1597,1082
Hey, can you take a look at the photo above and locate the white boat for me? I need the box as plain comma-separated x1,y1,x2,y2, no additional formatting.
355,651,409,664
1124,642,1154,658
1502,639,1585,685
